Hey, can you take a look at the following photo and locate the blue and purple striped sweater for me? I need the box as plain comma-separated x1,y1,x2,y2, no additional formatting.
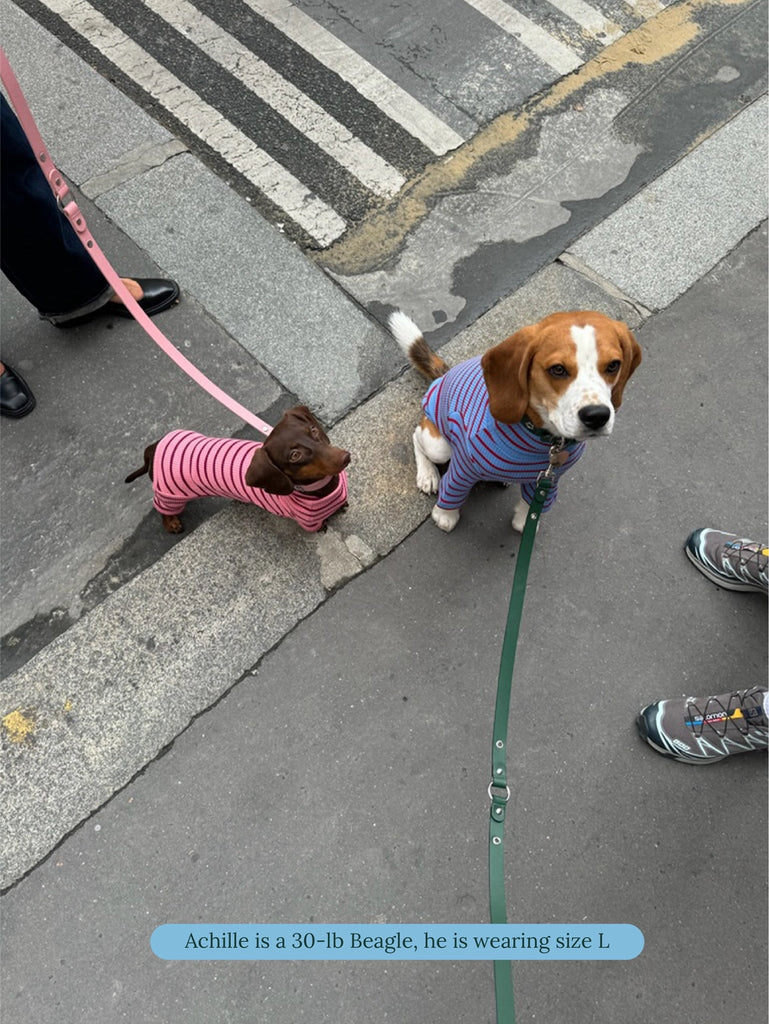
422,357,585,512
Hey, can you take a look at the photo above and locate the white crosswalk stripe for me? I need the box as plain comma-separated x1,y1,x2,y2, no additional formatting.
28,0,672,247
460,0,583,74
38,0,348,245
546,0,623,42
141,0,406,197
624,0,664,11
241,0,466,156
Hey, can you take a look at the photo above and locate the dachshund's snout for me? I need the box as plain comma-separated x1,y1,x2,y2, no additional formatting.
335,447,351,471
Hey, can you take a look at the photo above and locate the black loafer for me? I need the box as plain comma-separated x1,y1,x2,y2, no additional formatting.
0,364,36,418
110,277,181,318
57,277,180,327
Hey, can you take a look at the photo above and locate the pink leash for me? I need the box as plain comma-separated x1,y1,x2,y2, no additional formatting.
0,47,274,437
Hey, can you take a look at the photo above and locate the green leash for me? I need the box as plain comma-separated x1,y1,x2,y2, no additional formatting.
488,443,563,1024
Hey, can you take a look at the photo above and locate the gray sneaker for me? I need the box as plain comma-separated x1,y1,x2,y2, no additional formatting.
685,528,768,593
637,687,768,763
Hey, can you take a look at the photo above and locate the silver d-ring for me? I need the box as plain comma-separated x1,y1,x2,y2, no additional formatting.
488,782,511,802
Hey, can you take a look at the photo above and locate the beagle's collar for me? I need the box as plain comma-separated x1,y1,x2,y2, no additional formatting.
520,417,576,447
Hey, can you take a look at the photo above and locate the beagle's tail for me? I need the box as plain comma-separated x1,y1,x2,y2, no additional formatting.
388,310,449,382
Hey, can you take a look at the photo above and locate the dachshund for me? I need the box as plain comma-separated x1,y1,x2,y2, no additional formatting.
126,405,350,533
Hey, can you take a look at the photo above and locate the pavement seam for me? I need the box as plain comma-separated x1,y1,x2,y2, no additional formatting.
80,138,189,199
557,254,654,319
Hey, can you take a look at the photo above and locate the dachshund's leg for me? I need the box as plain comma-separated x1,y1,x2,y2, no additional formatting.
161,513,184,534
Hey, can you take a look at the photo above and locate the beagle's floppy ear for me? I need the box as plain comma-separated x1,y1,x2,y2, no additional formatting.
244,448,294,494
610,321,642,409
481,326,539,424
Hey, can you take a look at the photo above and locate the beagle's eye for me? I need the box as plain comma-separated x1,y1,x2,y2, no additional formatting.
548,364,569,379
606,360,622,375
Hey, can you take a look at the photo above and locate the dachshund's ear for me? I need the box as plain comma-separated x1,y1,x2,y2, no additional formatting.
610,321,642,409
481,326,539,424
244,448,294,494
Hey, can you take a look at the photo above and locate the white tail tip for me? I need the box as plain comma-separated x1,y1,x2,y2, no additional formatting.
388,310,423,356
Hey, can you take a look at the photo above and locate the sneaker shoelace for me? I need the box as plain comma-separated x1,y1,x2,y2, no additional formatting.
723,540,768,580
684,691,765,738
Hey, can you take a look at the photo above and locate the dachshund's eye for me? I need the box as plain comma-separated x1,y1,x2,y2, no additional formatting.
548,364,569,379
309,426,321,438
605,360,621,375
289,449,303,463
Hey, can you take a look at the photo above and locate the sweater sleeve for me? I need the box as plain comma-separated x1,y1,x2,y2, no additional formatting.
436,450,479,510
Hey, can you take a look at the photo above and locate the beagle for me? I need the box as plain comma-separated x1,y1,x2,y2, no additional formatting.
389,310,641,532
126,405,350,534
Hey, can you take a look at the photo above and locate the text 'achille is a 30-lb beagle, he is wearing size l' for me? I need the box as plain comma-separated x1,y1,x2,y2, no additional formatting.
389,310,642,533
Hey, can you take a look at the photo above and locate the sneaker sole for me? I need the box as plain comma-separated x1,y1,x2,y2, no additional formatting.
684,544,765,592
635,713,728,764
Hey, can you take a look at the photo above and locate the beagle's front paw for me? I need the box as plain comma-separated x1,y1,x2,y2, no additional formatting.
432,505,460,532
511,498,529,533
416,462,440,495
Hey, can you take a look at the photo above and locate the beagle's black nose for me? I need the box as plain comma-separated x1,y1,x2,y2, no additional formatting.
578,404,612,430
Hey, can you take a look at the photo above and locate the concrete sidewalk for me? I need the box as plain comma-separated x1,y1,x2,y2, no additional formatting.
2,226,766,1023
1,2,767,1022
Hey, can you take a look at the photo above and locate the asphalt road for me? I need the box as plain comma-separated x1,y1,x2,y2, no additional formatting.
15,0,676,246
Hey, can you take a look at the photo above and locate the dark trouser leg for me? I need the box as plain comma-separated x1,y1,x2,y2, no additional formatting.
0,94,111,321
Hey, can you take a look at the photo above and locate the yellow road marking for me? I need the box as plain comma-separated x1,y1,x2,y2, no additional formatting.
318,0,753,273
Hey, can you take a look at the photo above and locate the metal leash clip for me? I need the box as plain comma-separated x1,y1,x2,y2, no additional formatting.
536,437,567,486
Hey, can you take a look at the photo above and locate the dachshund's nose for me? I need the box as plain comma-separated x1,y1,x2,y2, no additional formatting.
337,449,351,469
578,404,612,430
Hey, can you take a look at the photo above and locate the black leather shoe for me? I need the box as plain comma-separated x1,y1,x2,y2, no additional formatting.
57,278,180,327
0,364,36,418
110,277,181,318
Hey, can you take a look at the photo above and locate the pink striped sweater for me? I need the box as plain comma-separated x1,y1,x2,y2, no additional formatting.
152,430,348,532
